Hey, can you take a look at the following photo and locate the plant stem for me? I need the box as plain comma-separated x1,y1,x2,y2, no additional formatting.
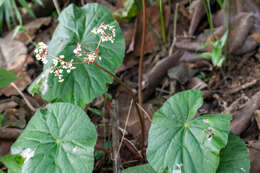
111,100,121,173
10,82,36,112
203,0,215,40
74,62,146,159
159,0,166,43
52,0,61,15
138,0,147,158
97,63,146,158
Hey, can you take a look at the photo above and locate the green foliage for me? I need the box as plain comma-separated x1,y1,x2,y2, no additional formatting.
0,0,42,30
0,154,25,173
11,103,97,173
199,31,228,67
200,0,228,67
13,24,27,38
29,3,125,108
0,67,19,88
0,113,3,127
159,0,166,43
122,164,157,173
217,133,250,173
113,0,139,22
147,90,232,173
197,72,210,83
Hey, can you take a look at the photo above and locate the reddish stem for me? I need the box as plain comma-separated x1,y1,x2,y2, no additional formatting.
137,0,147,158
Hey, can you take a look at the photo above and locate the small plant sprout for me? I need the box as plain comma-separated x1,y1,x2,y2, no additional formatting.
34,22,116,82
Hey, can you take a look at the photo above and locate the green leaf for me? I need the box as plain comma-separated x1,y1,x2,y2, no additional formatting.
32,0,43,6
0,0,5,7
147,90,232,173
0,113,3,127
122,164,157,173
220,31,228,48
200,52,212,59
217,133,250,173
114,0,139,22
11,103,98,173
0,154,25,173
0,67,19,88
29,3,125,108
0,6,3,30
10,0,22,24
13,25,26,38
18,0,35,18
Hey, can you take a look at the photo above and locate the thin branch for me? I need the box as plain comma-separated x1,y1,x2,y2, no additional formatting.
10,83,36,112
169,3,179,56
111,100,121,173
117,99,133,158
53,0,61,15
81,0,84,6
73,62,146,159
136,103,152,122
137,0,146,157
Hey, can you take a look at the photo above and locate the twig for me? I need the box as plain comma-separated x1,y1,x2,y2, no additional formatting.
137,0,146,157
123,138,143,159
52,0,61,15
95,146,112,156
111,100,121,173
136,103,152,122
169,3,179,56
81,0,84,6
74,62,146,159
226,79,258,94
10,83,36,112
117,99,133,159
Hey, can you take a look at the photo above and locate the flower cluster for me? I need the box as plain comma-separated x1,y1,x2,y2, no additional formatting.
83,52,101,64
73,43,82,57
34,43,76,83
92,22,116,43
34,22,116,83
34,42,48,64
50,55,76,83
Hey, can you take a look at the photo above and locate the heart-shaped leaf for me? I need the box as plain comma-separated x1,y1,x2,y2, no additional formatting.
147,90,232,173
11,103,97,173
29,3,125,108
0,67,19,88
217,133,250,173
122,164,157,173
0,154,25,173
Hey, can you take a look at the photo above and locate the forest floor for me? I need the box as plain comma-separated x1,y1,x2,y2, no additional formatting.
0,0,260,172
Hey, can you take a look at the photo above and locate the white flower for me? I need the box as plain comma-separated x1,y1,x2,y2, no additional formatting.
20,148,35,162
53,59,58,66
203,119,209,123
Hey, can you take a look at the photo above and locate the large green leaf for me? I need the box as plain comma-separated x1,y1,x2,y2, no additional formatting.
217,133,250,173
122,164,157,173
0,67,19,88
29,3,125,108
147,90,232,173
0,154,25,173
11,103,97,173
